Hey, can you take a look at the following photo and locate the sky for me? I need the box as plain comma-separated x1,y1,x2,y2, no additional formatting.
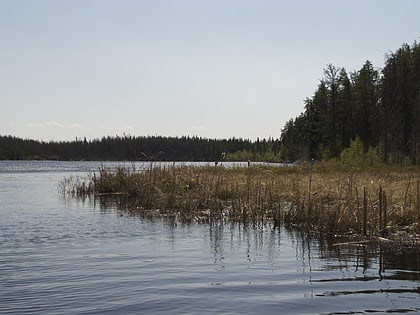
1,0,420,142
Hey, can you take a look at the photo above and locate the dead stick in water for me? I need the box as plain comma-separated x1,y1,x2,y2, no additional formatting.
363,186,367,236
333,240,370,246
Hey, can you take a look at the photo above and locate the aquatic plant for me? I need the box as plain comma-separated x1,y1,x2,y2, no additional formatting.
58,175,94,196
62,162,420,243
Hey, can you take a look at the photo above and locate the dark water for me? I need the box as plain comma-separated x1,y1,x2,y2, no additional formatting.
0,161,419,314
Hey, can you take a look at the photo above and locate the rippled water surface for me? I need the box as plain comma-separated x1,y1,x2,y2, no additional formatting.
1,161,419,314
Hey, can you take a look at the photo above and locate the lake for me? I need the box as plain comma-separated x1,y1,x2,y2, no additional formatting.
0,160,419,314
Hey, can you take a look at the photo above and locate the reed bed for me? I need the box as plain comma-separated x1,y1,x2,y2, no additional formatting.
64,162,420,240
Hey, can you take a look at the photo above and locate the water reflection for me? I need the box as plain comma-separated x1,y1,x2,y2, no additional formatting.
209,220,225,266
96,194,420,277
68,194,420,313
3,161,420,314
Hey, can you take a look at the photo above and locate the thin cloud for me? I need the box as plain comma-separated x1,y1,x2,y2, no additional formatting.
46,122,63,128
26,122,82,129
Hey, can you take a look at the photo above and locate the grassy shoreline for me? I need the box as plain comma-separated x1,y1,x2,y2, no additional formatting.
61,162,420,246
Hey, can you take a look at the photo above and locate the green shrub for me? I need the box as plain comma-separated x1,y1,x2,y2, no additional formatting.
340,136,364,167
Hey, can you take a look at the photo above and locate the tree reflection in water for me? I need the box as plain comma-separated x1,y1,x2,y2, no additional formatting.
94,194,420,285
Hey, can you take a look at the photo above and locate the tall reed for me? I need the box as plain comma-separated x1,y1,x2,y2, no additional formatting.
63,162,420,236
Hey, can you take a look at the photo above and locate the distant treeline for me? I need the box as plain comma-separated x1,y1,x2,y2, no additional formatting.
2,41,420,164
0,135,283,162
280,41,420,165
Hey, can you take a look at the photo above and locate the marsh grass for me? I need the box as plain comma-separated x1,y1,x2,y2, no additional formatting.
58,174,95,196
62,162,420,239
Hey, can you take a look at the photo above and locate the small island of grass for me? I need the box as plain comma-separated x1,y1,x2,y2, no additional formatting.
61,160,419,249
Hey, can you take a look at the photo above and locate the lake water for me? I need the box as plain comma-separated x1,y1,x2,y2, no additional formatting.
1,161,419,314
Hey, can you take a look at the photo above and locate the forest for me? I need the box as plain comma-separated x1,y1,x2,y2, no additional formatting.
280,41,420,165
0,134,281,162
1,41,419,164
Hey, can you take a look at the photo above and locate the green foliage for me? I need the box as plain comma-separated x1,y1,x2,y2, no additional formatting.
339,137,382,168
340,136,364,167
366,146,380,166
0,134,282,162
279,41,420,165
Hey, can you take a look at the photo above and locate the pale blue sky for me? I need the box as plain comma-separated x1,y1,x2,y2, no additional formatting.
1,0,419,141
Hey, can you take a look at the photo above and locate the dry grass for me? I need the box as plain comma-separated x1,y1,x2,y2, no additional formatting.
63,162,420,237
